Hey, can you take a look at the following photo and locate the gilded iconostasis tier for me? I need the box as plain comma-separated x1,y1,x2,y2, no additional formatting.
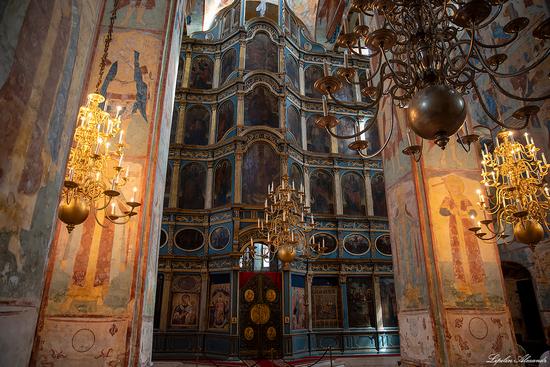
153,1,398,359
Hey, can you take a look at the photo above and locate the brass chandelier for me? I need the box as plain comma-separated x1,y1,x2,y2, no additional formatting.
469,130,549,248
58,0,140,233
250,175,326,264
313,0,549,157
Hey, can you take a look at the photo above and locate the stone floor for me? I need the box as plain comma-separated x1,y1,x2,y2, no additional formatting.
153,355,401,367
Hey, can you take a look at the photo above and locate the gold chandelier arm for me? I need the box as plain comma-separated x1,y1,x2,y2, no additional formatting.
324,110,378,140
356,103,397,160
445,23,477,79
93,208,110,228
471,44,550,79
327,87,382,111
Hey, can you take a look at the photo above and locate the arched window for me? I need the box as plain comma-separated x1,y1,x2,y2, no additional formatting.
178,163,206,209
213,159,232,207
310,169,335,214
341,172,366,216
244,85,279,128
220,48,237,85
184,105,210,145
164,163,172,208
245,32,278,73
217,99,235,141
242,142,280,205
285,55,299,90
306,115,331,153
189,56,213,89
286,105,302,144
304,65,323,98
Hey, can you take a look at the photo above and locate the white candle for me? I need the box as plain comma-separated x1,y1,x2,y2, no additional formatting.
265,199,268,208
131,186,137,202
116,106,122,119
118,154,124,167
96,172,100,181
104,100,109,112
406,129,412,146
119,129,124,144
95,138,102,154
105,142,110,156
542,153,547,165
111,202,116,215
68,168,74,180
524,132,529,145
125,166,129,178
311,215,314,224
301,211,304,222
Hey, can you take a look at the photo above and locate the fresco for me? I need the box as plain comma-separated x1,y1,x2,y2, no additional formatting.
178,163,206,209
220,48,237,85
375,234,392,256
289,163,303,189
347,277,375,328
164,163,172,208
291,286,307,330
286,0,317,39
213,159,232,207
208,278,231,331
306,115,331,153
379,277,398,327
286,105,302,144
204,0,234,30
184,105,210,145
242,142,280,205
244,86,279,128
341,172,366,215
336,116,358,155
285,54,300,90
189,55,213,89
174,229,204,251
312,233,337,254
210,226,231,250
344,234,370,255
316,0,346,44
371,172,388,217
170,275,201,328
217,99,234,141
312,277,339,328
426,173,505,307
364,119,381,154
245,32,278,73
304,65,323,98
310,169,334,214
333,79,353,101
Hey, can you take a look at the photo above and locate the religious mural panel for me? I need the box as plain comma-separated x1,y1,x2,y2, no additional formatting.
310,169,334,214
244,86,279,128
306,115,331,153
213,159,232,207
316,0,346,45
208,274,231,331
170,275,201,328
333,80,354,101
245,32,278,73
341,172,366,215
184,105,210,145
220,48,237,85
179,163,206,209
376,235,392,256
217,99,235,141
344,234,370,255
174,229,204,251
291,274,307,330
286,105,302,144
304,65,323,98
210,226,231,250
379,277,398,327
312,277,339,329
347,277,376,328
364,118,381,154
285,54,300,90
243,143,280,205
336,116,358,155
371,172,388,217
189,55,213,89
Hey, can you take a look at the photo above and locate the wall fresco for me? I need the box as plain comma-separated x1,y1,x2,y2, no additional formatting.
341,172,366,216
217,99,235,141
244,86,279,128
178,163,206,209
213,159,232,207
287,105,302,144
220,47,237,85
304,65,323,99
310,169,334,214
245,32,278,73
184,105,210,145
307,114,331,153
242,142,280,205
285,54,300,91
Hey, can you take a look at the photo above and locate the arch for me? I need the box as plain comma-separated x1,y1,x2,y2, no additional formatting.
213,159,232,207
371,172,387,217
220,48,237,85
244,85,279,128
304,65,323,98
341,172,366,216
184,105,210,146
306,114,331,153
178,163,207,209
217,99,235,141
245,31,278,73
285,54,300,90
164,162,172,208
286,105,302,144
242,142,280,205
310,169,335,214
189,55,214,89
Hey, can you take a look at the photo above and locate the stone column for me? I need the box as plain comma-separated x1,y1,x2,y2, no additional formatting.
170,161,181,208
334,169,343,215
205,161,214,209
31,1,185,366
378,100,519,366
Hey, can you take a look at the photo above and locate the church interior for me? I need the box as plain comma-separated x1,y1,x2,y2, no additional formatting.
0,1,549,366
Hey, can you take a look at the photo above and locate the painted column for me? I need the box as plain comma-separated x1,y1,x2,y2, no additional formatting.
205,162,214,209
209,105,218,145
213,54,221,89
159,272,173,331
300,113,307,150
378,98,519,366
334,169,343,215
303,166,311,207
306,273,313,332
32,1,185,366
364,170,374,216
340,275,349,329
299,60,305,96
182,48,193,89
374,277,383,330
170,161,181,208
234,149,243,204
176,102,186,144
0,2,103,366
198,268,209,332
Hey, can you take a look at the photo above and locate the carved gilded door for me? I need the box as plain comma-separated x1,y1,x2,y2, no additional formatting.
239,273,282,359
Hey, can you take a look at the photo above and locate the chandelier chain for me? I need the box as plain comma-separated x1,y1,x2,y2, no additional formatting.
95,0,120,93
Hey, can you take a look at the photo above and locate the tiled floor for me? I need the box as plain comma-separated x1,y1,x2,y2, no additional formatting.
153,355,401,367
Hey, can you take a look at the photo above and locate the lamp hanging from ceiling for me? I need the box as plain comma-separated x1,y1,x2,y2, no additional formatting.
313,0,549,158
58,0,141,233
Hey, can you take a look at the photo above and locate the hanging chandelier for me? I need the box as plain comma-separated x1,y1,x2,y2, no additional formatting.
251,175,325,264
469,130,549,249
313,0,549,157
58,0,140,233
